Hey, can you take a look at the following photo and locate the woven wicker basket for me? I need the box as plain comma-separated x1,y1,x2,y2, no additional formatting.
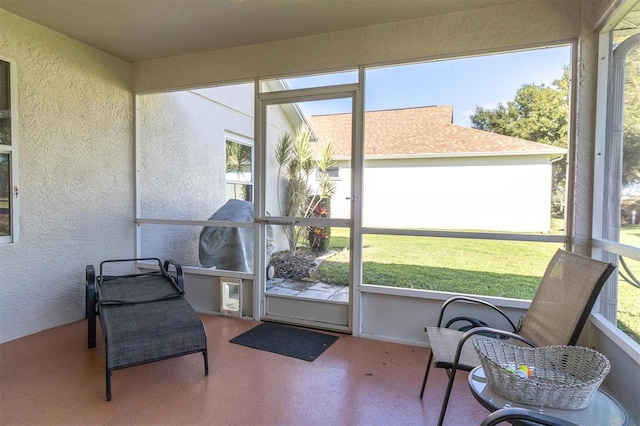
472,336,610,409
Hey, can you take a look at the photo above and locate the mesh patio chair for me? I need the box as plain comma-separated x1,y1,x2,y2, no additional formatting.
480,408,578,426
420,249,616,426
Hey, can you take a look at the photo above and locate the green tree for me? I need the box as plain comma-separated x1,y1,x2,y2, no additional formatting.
275,125,335,254
470,69,570,213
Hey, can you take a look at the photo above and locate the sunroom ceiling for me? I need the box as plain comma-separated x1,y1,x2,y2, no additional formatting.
0,0,520,63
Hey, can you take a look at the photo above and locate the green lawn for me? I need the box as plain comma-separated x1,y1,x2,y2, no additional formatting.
618,224,640,342
317,226,640,343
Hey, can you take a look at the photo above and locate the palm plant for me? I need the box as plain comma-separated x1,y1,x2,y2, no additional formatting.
275,125,335,254
226,141,252,200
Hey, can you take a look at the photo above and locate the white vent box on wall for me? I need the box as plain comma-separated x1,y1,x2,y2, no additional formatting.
220,277,242,317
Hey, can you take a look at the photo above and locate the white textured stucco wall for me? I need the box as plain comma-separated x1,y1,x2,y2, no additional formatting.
138,90,234,265
0,10,134,343
137,85,294,265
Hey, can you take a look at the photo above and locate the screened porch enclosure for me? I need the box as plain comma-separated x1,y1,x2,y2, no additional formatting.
3,1,640,423
136,46,572,307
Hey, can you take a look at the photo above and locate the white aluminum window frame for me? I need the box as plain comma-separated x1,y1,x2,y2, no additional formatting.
591,18,640,357
355,46,571,296
0,56,19,244
225,132,254,202
263,47,572,299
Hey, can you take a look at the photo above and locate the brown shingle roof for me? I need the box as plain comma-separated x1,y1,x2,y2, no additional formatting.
306,105,566,159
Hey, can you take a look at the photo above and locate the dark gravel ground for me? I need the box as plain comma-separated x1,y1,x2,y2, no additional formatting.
270,250,318,280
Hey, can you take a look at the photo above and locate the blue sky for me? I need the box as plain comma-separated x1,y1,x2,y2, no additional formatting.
286,45,571,127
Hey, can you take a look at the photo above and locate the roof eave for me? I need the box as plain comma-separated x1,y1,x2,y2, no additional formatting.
335,149,567,161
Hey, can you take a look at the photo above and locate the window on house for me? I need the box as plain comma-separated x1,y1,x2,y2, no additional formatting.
316,166,340,181
0,57,17,244
226,138,253,201
0,152,10,240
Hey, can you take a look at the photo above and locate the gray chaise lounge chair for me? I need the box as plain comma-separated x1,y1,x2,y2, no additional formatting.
86,258,208,401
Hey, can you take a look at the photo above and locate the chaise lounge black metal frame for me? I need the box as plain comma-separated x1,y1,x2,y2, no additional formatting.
86,258,208,401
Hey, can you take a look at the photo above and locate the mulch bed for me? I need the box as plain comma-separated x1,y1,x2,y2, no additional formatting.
269,251,319,280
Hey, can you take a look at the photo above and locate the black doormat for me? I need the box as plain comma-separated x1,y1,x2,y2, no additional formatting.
229,322,339,361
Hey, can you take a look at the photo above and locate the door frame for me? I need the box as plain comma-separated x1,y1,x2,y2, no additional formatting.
253,75,365,334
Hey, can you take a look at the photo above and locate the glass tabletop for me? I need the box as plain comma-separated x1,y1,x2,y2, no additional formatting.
468,367,628,426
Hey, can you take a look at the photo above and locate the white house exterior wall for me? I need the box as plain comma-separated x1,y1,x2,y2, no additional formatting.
0,10,134,343
331,155,555,232
137,85,295,264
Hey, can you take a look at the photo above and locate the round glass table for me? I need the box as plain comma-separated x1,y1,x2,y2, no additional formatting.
468,366,628,426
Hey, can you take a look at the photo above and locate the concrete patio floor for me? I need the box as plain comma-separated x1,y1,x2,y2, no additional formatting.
266,277,349,302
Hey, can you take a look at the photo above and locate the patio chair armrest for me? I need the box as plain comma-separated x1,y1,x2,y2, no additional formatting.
459,326,535,348
163,259,184,292
481,408,578,426
449,326,535,374
86,264,97,349
434,296,518,331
